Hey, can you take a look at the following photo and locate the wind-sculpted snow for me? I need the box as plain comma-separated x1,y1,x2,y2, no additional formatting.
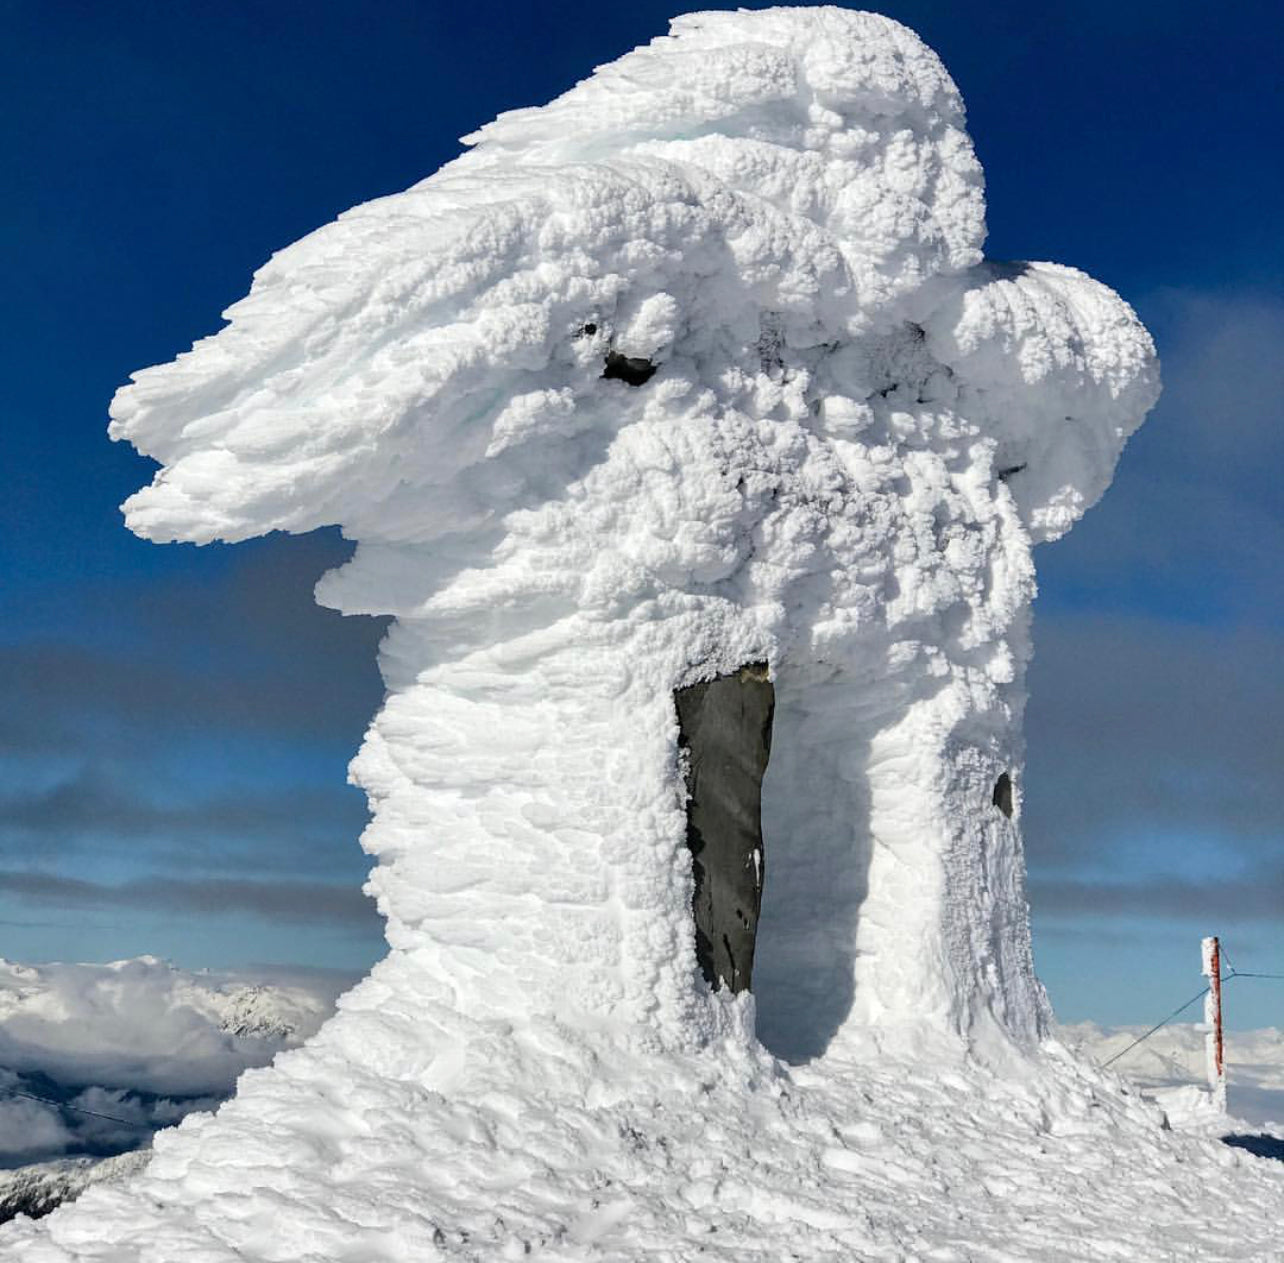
107,4,1155,1056
23,10,1275,1261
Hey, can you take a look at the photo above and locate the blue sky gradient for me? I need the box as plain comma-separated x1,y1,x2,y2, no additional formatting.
4,0,1283,1027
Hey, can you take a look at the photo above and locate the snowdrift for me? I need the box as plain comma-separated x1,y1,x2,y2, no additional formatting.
14,8,1284,1260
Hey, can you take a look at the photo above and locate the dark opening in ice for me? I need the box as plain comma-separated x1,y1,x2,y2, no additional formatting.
993,772,1014,818
674,663,774,993
602,350,657,386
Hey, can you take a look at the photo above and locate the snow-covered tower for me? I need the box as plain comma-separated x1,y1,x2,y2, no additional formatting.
109,6,1157,1067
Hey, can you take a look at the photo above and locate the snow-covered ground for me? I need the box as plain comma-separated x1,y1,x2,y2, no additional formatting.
7,1031,1284,1260
6,986,1284,1254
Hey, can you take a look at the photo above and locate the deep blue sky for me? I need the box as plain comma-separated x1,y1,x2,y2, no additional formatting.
3,1,1283,1027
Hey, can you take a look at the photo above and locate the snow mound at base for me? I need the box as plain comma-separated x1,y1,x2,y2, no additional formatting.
9,1038,1284,1260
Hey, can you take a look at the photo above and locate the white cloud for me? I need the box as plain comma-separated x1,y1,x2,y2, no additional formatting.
0,957,341,1167
0,1081,71,1160
0,956,335,1096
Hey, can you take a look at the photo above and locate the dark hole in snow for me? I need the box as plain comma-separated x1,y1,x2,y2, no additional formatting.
993,772,1013,818
580,322,597,336
998,463,1027,482
602,350,657,386
674,662,774,994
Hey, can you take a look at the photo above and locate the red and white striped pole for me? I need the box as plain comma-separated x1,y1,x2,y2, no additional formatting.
1201,935,1226,1112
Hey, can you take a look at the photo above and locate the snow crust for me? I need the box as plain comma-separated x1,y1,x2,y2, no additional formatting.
25,9,1282,1260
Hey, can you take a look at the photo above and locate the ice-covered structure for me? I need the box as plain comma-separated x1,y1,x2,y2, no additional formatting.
8,10,1194,1260
108,5,1155,1064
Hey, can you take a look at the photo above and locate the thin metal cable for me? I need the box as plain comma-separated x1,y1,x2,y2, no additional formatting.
1100,987,1210,1068
1099,968,1284,1070
3,1086,141,1128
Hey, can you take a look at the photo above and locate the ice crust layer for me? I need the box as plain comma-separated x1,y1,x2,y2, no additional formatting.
21,10,1275,1261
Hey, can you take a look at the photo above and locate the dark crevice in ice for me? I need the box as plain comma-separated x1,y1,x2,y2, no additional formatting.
993,772,1014,818
675,662,774,994
602,350,657,386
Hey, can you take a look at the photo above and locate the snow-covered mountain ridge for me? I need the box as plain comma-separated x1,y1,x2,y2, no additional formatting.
0,957,342,1183
0,1154,150,1229
0,956,333,1096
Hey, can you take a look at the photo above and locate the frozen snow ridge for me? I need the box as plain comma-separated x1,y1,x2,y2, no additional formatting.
29,11,1284,1261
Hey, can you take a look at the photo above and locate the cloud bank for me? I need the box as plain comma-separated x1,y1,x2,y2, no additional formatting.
1023,290,1284,944
0,956,343,1167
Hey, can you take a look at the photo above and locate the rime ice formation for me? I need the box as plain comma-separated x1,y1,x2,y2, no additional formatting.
108,5,1156,1059
7,11,1218,1261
